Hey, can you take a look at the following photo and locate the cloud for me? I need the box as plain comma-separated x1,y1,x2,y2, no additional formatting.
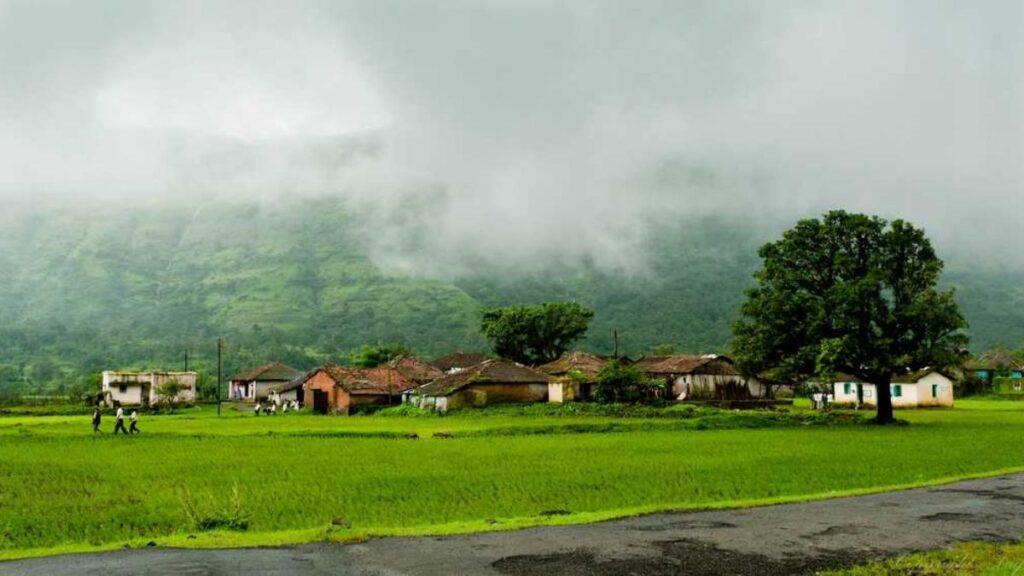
0,0,1021,272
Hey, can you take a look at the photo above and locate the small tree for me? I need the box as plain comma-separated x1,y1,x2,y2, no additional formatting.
350,344,412,368
650,344,678,356
480,302,594,365
732,211,967,424
155,379,187,410
595,360,658,403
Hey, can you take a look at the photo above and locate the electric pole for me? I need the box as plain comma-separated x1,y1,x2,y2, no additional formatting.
613,329,619,359
217,338,222,416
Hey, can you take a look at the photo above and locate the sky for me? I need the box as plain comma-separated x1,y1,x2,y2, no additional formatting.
0,1,1021,274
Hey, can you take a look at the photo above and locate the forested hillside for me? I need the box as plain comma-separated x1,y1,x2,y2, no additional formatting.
0,196,1020,394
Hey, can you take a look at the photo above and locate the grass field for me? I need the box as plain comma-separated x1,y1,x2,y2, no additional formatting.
2,399,1024,560
824,541,1024,575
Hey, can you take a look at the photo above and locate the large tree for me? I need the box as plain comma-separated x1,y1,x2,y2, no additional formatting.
481,302,594,365
732,211,967,423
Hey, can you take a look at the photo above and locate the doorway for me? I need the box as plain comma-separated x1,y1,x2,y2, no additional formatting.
313,389,329,414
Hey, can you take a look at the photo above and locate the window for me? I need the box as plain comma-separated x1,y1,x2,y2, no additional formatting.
892,384,902,398
118,384,127,393
931,384,938,398
843,383,851,395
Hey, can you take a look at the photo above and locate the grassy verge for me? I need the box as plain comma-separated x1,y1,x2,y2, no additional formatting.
823,541,1024,575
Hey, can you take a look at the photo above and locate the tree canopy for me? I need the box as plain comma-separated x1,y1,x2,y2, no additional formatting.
350,344,412,368
480,302,594,365
732,211,967,423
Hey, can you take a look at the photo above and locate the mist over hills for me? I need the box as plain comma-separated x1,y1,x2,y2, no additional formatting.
0,196,1019,392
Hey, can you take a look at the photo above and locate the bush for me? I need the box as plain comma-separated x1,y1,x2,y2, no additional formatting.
595,360,661,404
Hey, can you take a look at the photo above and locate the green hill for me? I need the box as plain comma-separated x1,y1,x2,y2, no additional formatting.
0,196,1020,393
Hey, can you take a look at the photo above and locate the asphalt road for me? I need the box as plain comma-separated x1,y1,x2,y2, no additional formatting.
6,473,1024,576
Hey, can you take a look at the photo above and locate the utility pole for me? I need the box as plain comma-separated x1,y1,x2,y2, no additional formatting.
613,329,619,359
217,338,222,417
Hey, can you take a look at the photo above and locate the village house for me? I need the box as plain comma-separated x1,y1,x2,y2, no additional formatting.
101,370,197,407
228,362,303,402
411,359,550,412
431,351,490,374
302,363,422,415
964,350,1024,389
538,350,610,403
633,354,755,400
832,369,955,408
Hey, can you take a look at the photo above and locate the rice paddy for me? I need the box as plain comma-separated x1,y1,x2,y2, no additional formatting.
2,399,1024,560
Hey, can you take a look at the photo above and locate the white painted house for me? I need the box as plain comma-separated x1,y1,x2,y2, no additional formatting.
102,371,197,407
833,369,954,408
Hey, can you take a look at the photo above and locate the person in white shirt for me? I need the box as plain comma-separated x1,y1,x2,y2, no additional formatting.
129,410,139,434
113,407,128,435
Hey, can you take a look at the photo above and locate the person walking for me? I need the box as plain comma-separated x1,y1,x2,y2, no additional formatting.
129,410,140,434
92,407,102,433
113,406,128,435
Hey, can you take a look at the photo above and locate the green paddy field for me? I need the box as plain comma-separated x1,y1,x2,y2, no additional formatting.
2,399,1024,560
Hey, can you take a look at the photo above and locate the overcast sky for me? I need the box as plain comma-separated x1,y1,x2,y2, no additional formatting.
1,1,1021,273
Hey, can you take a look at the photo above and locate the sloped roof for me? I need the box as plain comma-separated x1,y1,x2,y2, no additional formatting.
833,368,952,384
965,350,1024,371
431,351,490,372
417,359,550,397
634,354,739,376
230,362,303,383
296,364,421,396
537,351,610,382
386,355,444,384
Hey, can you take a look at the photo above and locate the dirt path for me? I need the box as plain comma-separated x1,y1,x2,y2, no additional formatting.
6,473,1024,575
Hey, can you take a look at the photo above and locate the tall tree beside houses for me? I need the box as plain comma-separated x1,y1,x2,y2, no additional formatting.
480,302,594,365
732,211,968,424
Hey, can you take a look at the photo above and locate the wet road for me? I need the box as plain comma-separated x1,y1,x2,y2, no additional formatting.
6,473,1024,575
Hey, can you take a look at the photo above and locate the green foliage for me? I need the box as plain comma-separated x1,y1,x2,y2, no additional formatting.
480,302,594,365
993,377,1024,395
822,541,1024,576
650,344,678,356
350,344,412,368
733,211,968,423
595,359,660,403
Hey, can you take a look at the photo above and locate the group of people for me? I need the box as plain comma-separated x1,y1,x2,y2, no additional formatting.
254,399,300,415
91,406,140,434
810,392,834,410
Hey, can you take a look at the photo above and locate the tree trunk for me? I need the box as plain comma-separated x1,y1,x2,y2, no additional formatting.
874,378,894,424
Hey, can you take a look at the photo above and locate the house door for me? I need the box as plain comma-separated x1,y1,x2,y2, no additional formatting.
313,390,329,414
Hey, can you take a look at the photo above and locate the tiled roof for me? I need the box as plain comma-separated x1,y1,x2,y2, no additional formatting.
386,356,444,384
537,351,610,382
297,364,422,395
230,362,303,383
416,359,550,397
431,351,490,372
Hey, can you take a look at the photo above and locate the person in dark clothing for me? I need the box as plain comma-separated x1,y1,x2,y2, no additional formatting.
113,406,128,435
129,410,139,434
92,407,102,433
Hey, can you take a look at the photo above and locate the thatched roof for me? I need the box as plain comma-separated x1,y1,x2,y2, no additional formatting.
417,359,550,397
965,350,1024,371
634,354,739,376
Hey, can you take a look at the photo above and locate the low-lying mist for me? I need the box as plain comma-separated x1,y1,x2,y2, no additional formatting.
1,1,1020,276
